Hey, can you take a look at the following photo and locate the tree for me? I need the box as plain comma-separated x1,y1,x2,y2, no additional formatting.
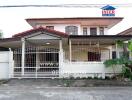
116,40,132,72
104,39,132,80
0,30,3,38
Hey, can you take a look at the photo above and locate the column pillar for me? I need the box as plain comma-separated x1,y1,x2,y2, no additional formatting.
21,38,25,76
36,53,39,78
59,39,63,77
9,48,14,78
116,43,119,58
69,39,72,62
59,39,63,52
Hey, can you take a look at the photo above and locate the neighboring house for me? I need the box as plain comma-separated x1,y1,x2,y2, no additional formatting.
0,17,132,79
118,27,132,35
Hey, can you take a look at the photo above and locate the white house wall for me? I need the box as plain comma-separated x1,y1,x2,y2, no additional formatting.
36,24,108,35
36,24,81,35
80,26,108,35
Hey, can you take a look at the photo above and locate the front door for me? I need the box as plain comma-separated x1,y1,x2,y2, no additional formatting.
88,52,101,61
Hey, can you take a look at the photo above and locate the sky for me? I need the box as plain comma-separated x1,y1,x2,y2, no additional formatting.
0,0,132,37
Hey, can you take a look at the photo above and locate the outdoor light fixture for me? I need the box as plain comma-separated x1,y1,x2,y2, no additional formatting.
46,42,50,45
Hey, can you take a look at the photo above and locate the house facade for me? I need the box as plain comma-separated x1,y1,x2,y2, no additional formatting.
0,17,132,79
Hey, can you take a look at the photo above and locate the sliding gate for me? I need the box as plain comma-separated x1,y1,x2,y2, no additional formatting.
13,46,59,78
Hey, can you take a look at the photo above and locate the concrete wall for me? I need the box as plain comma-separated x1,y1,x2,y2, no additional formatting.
0,51,13,79
0,47,122,79
60,62,122,78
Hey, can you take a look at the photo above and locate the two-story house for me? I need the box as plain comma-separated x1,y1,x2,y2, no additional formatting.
0,17,132,79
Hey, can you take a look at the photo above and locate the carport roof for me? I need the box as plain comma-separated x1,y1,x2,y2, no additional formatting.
69,35,132,45
1,34,132,43
69,35,132,39
0,27,68,48
12,27,68,38
1,29,132,48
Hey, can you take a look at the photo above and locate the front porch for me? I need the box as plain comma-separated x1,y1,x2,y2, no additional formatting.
0,28,132,79
11,36,127,78
62,36,125,78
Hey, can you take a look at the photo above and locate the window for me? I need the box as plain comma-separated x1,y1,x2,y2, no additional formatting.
65,26,78,35
99,27,104,35
46,26,54,30
112,51,116,59
90,28,97,35
112,51,130,59
83,27,87,35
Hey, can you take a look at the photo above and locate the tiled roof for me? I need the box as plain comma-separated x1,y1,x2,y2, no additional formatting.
117,27,132,35
13,27,68,38
26,17,122,21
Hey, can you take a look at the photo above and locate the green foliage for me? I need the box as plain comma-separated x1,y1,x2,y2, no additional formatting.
0,30,3,38
105,76,111,80
87,77,92,79
61,78,72,87
120,56,132,65
103,58,122,67
104,55,132,80
104,57,132,69
76,77,81,79
122,67,132,80
116,40,124,48
69,75,74,79
0,32,2,38
104,39,132,80
93,76,98,79
128,39,132,51
116,39,132,51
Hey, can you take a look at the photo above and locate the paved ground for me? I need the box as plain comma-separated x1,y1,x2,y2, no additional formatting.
0,79,132,100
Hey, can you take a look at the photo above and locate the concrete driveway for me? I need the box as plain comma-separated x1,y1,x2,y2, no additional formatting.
0,79,132,100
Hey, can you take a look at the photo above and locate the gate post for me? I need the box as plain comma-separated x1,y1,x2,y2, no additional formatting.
9,48,14,78
21,38,25,76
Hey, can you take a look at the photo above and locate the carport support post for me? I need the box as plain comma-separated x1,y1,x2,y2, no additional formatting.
116,43,119,58
21,38,25,76
59,39,63,77
69,39,72,62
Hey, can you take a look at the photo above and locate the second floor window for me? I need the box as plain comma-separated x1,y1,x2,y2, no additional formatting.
83,27,87,35
90,28,97,35
65,26,78,35
46,26,54,30
99,27,104,35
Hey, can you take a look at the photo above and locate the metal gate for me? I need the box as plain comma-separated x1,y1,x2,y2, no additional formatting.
13,46,59,78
